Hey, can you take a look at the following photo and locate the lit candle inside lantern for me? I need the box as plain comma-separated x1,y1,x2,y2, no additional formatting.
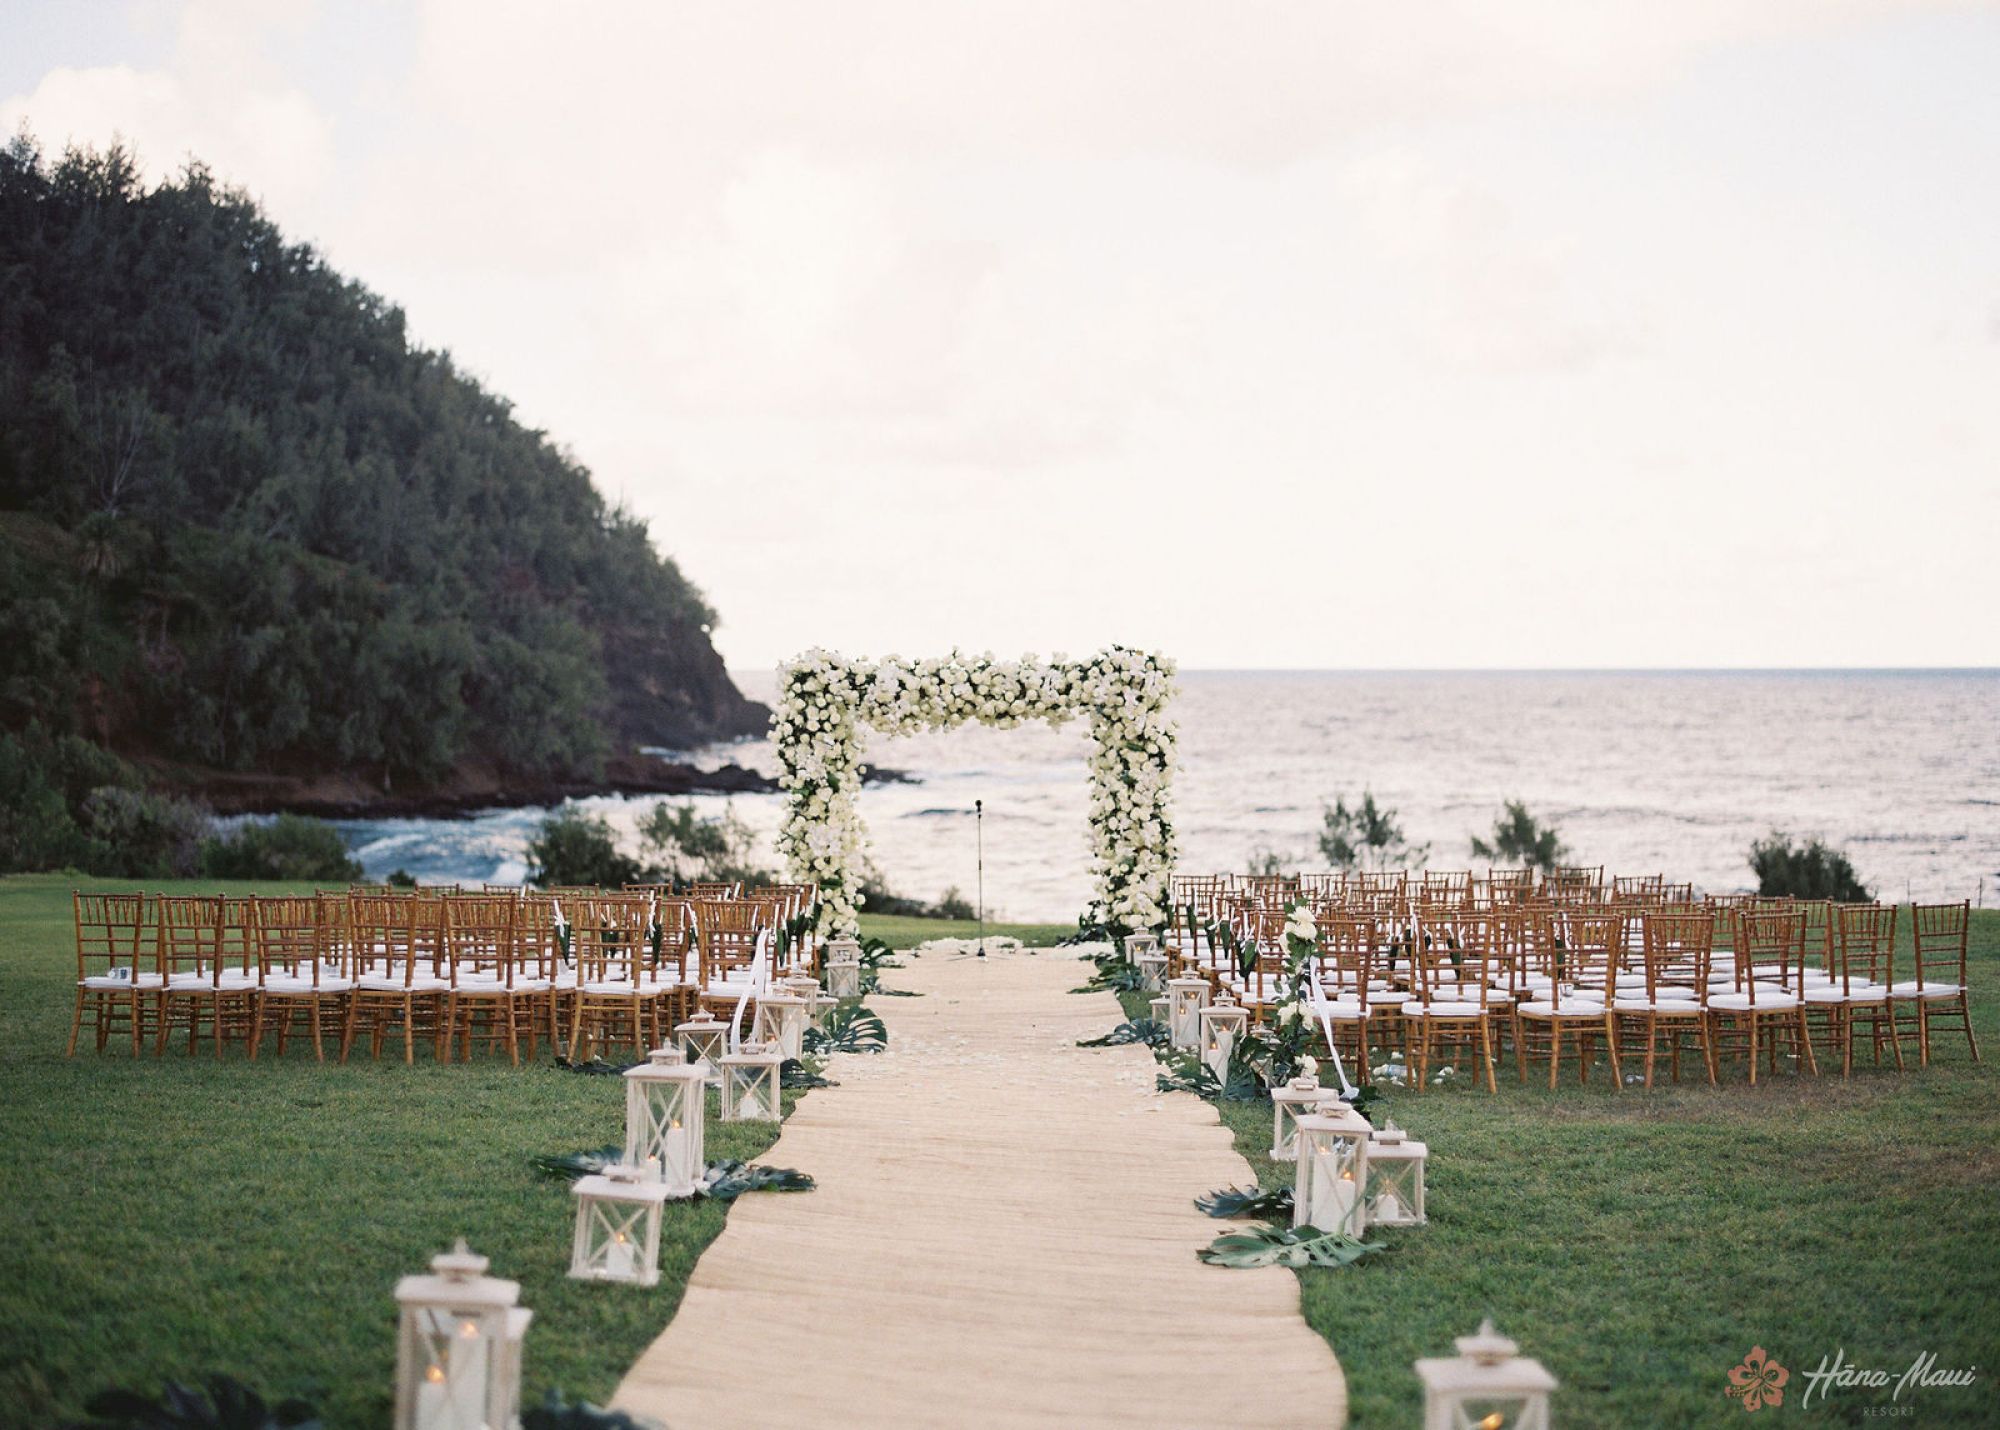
607,1230,635,1280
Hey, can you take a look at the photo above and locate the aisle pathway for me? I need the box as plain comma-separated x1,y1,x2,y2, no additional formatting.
613,948,1346,1428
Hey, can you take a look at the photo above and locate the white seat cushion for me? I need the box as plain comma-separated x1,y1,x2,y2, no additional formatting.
1891,980,1963,999
1519,998,1608,1018
80,973,165,990
509,977,553,993
1611,996,1702,1013
1319,1001,1368,1019
1802,983,1887,1004
167,971,257,990
581,980,641,997
1710,991,1799,1012
264,975,353,994
356,975,448,993
1402,1000,1487,1019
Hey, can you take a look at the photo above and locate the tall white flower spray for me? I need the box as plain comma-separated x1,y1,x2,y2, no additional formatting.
774,648,1178,939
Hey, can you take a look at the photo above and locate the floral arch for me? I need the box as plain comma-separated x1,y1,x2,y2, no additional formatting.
774,648,1178,938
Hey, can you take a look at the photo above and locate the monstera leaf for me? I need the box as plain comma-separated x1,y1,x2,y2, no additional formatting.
804,1004,887,1054
522,1392,661,1430
1076,1018,1170,1048
1197,1223,1386,1270
73,1377,321,1430
1195,1183,1295,1219
700,1160,815,1200
1155,1048,1264,1102
780,1056,837,1088
530,1144,623,1182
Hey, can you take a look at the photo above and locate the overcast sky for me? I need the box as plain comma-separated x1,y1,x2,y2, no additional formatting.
7,1,1998,670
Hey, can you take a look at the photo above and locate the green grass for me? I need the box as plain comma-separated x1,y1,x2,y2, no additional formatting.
1115,915,2000,1427
0,875,1004,1427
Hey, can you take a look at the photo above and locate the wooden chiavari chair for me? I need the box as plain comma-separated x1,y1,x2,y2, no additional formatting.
1612,910,1715,1087
568,893,660,1062
1401,914,1498,1093
249,895,350,1061
157,895,258,1058
1894,900,1979,1066
694,898,764,1026
341,893,449,1063
1311,913,1375,1080
1515,907,1621,1089
68,891,160,1056
688,881,741,901
1800,903,1897,1077
1710,908,1815,1084
441,894,529,1064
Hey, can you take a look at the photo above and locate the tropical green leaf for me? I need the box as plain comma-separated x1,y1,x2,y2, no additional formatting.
1195,1183,1295,1219
530,1143,623,1182
1155,1048,1264,1102
74,1375,322,1429
699,1159,816,1200
522,1390,662,1430
1197,1222,1387,1270
804,1003,888,1054
1076,1018,1170,1048
551,1055,634,1076
780,1056,837,1089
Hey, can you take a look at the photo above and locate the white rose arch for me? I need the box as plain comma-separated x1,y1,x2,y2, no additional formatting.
774,648,1179,938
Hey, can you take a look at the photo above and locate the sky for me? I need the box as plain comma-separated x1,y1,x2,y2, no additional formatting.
6,1,1998,671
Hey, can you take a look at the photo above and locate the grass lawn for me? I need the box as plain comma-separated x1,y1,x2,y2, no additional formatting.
0,875,1050,1427
1115,913,2000,1427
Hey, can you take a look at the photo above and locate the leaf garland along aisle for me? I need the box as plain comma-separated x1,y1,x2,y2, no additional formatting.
1197,1223,1386,1270
773,648,1178,939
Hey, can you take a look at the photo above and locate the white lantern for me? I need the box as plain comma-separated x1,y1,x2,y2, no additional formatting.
753,990,810,1060
1136,949,1169,993
827,939,862,1000
1198,998,1249,1083
1416,1320,1557,1430
674,1009,728,1086
719,1041,784,1122
1293,1100,1369,1239
1365,1118,1428,1228
623,1046,707,1197
393,1239,529,1430
568,1164,670,1286
1165,971,1211,1050
782,973,823,1020
1122,931,1160,964
1269,1076,1325,1161
1149,996,1171,1028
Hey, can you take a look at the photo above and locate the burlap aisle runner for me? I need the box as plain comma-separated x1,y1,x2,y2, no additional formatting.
613,948,1347,1428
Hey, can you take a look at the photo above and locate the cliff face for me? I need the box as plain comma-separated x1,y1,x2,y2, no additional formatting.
604,616,769,749
0,140,771,814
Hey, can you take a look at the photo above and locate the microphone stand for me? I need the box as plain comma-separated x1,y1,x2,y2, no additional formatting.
975,798,985,958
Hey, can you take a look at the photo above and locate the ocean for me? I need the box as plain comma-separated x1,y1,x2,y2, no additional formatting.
333,669,2000,922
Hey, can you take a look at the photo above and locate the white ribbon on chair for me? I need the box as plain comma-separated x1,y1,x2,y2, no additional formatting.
1306,961,1360,1099
726,927,774,1053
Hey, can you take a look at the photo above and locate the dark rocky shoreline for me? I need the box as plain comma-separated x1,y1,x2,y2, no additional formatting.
172,748,914,821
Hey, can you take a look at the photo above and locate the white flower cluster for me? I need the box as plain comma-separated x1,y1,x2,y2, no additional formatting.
773,647,1179,938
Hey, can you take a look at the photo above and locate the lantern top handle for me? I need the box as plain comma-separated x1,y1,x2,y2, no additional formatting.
1457,1318,1518,1365
648,1046,687,1065
432,1238,489,1280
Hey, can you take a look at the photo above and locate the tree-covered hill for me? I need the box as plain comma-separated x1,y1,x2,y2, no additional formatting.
0,136,764,838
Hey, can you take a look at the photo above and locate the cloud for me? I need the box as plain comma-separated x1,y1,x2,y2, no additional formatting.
2,0,332,233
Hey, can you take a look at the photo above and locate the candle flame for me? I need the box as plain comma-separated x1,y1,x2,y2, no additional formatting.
458,1319,479,1337
1477,1415,1506,1430
424,1364,445,1384
614,1231,628,1244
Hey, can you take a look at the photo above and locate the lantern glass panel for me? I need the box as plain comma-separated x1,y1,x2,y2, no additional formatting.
1452,1397,1537,1430
402,1307,499,1430
1294,1127,1365,1237
1367,1156,1424,1226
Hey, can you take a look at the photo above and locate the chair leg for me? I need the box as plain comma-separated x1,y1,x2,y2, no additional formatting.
1796,1009,1818,1076
249,995,266,1061
1479,1020,1497,1094
1960,998,1982,1064
66,991,85,1057
1603,1017,1622,1091
1747,1014,1759,1087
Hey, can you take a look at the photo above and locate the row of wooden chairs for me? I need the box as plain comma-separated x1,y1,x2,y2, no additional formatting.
67,882,818,1066
1166,880,1977,1092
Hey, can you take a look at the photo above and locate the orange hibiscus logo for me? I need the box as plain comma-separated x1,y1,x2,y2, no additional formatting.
1727,1346,1790,1412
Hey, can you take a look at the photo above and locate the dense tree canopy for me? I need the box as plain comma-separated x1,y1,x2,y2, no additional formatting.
0,135,741,798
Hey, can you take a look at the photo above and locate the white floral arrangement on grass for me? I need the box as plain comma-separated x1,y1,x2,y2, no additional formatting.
773,647,1179,939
